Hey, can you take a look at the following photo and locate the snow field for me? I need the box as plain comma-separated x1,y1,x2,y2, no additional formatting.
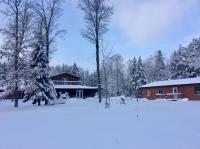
0,98,200,149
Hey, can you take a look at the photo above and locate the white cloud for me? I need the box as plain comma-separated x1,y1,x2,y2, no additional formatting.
113,0,199,43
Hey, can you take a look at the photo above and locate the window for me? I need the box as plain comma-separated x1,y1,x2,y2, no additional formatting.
62,78,68,85
76,90,83,98
173,87,178,94
194,86,200,95
146,90,150,96
158,89,164,95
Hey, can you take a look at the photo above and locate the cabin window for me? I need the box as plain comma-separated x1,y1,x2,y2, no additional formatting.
194,86,200,95
173,87,178,94
62,78,68,85
146,90,150,96
158,89,164,95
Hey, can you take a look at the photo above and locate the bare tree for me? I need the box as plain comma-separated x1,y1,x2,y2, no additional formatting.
0,0,33,107
33,0,64,59
101,43,112,107
78,0,113,103
110,54,124,96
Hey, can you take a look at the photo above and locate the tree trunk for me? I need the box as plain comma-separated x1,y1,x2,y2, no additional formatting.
13,83,18,108
38,100,41,106
44,100,48,105
14,99,18,107
46,30,50,59
96,39,102,103
14,0,19,108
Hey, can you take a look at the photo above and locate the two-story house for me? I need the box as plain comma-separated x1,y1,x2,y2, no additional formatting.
51,72,98,99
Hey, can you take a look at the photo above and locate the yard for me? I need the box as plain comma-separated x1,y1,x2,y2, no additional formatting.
0,98,200,149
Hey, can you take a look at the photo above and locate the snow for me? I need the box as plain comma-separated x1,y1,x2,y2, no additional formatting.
141,77,200,88
54,85,98,89
0,98,200,149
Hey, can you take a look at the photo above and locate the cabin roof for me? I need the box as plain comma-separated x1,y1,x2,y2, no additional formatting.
51,72,80,79
140,77,200,88
54,85,98,90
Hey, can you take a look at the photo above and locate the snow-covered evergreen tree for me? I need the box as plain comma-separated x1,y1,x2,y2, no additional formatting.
170,38,200,79
170,45,190,79
187,38,200,77
129,57,146,97
154,50,167,81
128,58,137,96
136,57,147,89
23,37,55,105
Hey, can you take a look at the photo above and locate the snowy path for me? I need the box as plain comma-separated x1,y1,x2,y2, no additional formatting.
0,98,200,149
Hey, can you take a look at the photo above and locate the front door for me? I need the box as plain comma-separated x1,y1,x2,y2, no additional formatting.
76,90,83,99
173,87,178,99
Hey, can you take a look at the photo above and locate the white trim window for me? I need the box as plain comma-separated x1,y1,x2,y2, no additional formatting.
173,87,178,94
158,89,164,95
146,89,151,96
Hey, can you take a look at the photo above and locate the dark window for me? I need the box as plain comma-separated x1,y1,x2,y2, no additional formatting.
158,89,164,94
194,86,200,95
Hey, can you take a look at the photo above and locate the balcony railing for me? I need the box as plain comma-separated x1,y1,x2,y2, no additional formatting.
156,93,182,99
53,81,82,85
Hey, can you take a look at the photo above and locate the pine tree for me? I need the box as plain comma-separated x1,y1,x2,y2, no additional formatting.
170,38,200,79
187,38,200,77
154,50,167,81
128,57,138,96
170,45,190,79
135,57,146,97
23,38,55,105
136,57,147,88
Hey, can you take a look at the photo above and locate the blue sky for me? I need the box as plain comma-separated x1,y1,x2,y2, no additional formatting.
51,0,200,71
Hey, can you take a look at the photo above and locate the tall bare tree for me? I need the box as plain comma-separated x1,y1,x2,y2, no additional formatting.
78,0,113,103
33,0,64,59
101,43,112,107
0,0,33,107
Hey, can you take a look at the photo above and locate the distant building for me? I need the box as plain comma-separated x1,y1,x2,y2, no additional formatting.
51,72,98,99
140,77,200,100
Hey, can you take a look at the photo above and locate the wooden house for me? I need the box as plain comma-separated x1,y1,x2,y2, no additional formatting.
51,72,98,99
140,77,200,100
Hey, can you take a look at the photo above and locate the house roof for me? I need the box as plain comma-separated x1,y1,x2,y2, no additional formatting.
51,72,80,79
54,85,98,90
140,77,200,88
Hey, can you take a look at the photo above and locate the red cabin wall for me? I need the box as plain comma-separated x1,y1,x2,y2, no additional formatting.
141,84,200,100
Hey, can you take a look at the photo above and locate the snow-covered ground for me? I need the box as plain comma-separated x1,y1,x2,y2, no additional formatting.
0,97,200,149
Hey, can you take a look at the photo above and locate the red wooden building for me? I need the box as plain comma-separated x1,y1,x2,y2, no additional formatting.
140,77,200,100
51,72,98,99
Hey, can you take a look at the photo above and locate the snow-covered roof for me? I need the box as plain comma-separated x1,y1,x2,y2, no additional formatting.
140,77,200,88
54,85,98,90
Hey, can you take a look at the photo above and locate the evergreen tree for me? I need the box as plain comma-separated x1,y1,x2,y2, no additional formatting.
132,57,146,98
187,38,200,77
128,57,146,97
136,57,147,89
23,39,55,105
154,50,167,81
128,58,137,96
170,46,190,79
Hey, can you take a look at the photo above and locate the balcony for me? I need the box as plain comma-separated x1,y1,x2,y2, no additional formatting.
53,81,82,85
